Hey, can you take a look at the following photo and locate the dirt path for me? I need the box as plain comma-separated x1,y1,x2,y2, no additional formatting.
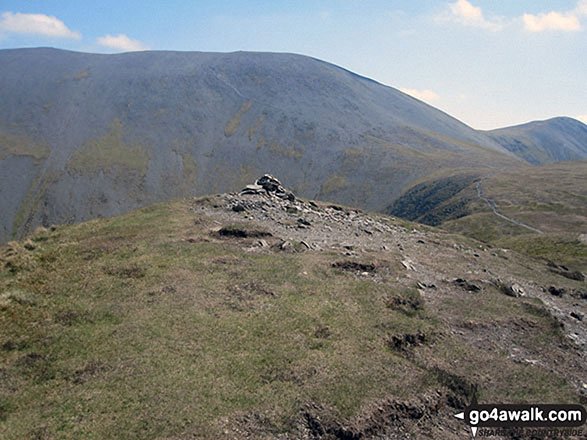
475,176,544,234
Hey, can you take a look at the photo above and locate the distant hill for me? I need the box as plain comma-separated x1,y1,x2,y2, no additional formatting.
486,117,587,165
0,48,519,243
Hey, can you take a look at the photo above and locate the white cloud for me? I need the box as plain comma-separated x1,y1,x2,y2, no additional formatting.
523,1,587,32
97,34,148,52
576,115,587,124
523,11,580,32
442,0,504,31
440,0,587,32
400,88,440,103
0,11,81,39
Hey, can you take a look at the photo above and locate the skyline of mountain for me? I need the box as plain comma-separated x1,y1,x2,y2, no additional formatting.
0,47,585,244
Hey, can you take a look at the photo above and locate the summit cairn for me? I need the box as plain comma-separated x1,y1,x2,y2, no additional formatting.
241,174,295,201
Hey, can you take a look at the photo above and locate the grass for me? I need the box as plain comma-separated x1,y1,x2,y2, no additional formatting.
267,140,305,160
224,101,252,137
398,161,587,271
318,174,348,197
0,130,51,163
496,233,587,272
0,198,581,439
66,119,151,179
248,115,264,141
180,151,198,189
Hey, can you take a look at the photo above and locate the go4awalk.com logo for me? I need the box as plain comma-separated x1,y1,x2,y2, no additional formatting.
454,398,586,438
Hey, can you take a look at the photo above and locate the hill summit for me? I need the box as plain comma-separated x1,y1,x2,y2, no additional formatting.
1,176,585,439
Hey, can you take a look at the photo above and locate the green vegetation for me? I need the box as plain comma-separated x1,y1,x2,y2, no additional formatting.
66,119,151,179
224,101,252,137
391,162,587,271
496,233,587,271
267,140,305,160
180,152,198,189
447,163,587,270
248,115,264,141
318,174,348,196
0,131,51,164
0,197,580,438
341,147,367,174
73,69,89,80
386,173,479,224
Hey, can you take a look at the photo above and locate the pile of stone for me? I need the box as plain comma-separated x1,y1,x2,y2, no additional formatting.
241,174,295,201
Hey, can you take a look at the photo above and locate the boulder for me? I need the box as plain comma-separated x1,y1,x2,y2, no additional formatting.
240,184,264,195
257,174,282,192
240,174,296,200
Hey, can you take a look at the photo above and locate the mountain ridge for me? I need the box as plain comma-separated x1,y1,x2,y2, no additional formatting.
0,47,516,243
486,116,587,165
1,48,585,244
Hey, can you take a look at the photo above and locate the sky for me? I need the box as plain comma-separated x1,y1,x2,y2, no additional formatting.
0,0,585,130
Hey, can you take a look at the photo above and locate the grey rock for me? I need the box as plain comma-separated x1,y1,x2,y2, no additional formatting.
241,184,265,195
257,174,282,192
511,283,525,297
401,259,415,271
279,241,293,251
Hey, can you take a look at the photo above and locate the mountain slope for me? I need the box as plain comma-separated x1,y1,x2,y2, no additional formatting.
486,117,587,165
0,48,519,243
1,187,585,439
386,161,587,271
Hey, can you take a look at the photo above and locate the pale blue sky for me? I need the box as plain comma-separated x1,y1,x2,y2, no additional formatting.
0,0,585,129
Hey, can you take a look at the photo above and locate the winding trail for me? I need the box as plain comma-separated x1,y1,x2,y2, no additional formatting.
476,176,544,234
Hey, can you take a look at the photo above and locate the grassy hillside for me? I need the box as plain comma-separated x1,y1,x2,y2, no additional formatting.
1,192,585,439
388,161,587,272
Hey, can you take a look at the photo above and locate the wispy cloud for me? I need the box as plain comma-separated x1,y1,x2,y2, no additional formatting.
97,34,148,52
523,1,587,32
0,11,81,39
400,88,440,103
439,0,504,31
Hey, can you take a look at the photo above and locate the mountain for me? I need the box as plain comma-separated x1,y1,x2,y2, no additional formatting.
0,47,520,244
486,117,587,165
1,184,585,439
